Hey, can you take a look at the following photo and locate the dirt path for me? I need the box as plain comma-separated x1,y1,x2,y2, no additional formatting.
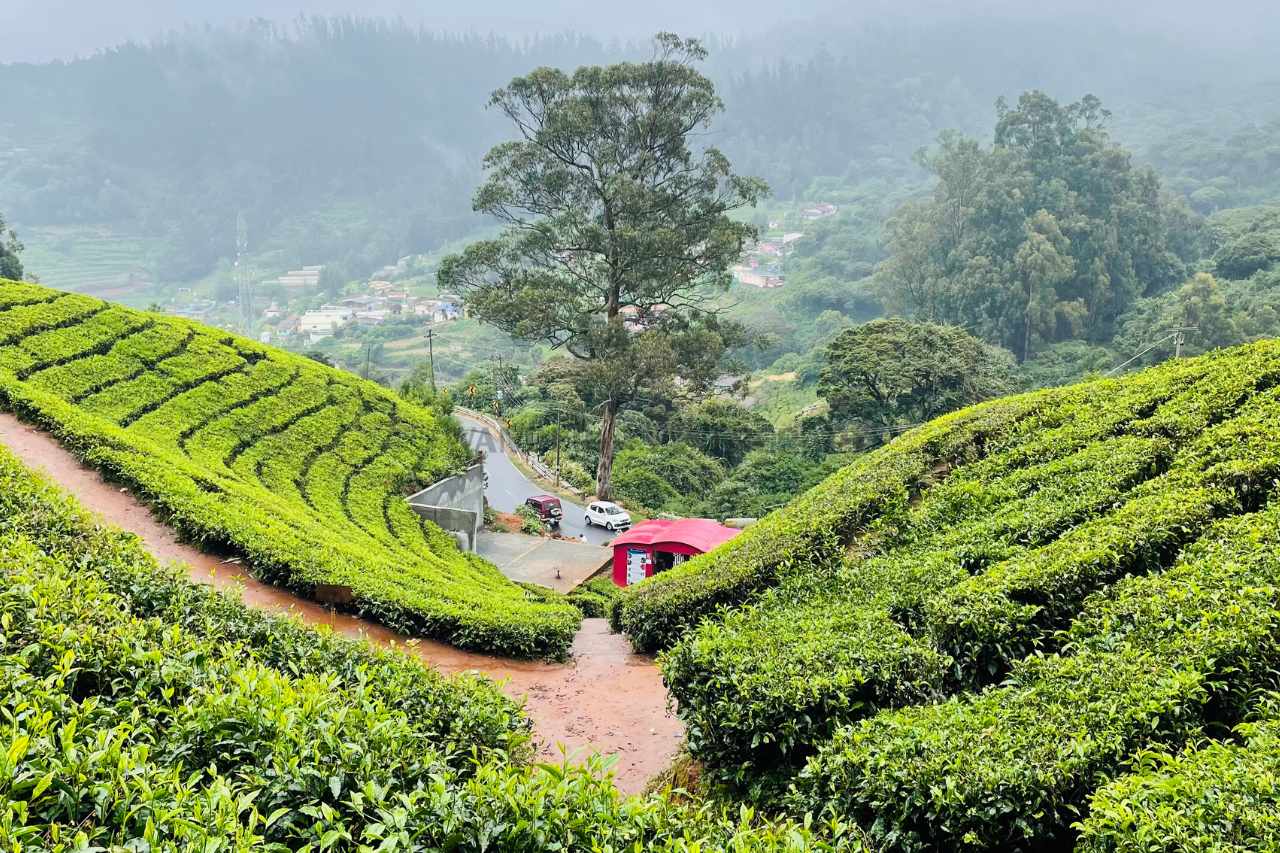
0,414,681,793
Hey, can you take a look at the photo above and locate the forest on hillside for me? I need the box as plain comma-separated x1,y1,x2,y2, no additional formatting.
456,80,1280,521
4,11,1280,520
2,13,1279,286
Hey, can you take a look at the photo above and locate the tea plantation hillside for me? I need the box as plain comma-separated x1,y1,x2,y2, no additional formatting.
0,444,845,850
0,280,578,658
614,340,1280,850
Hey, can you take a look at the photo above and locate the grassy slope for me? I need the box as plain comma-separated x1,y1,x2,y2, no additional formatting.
0,280,578,657
617,341,1280,849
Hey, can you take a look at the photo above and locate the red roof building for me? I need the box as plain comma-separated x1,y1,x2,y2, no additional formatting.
610,518,741,587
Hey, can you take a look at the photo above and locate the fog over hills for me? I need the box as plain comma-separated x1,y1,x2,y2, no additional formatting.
3,0,1278,63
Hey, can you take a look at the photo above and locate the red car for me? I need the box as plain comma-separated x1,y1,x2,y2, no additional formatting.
524,495,563,529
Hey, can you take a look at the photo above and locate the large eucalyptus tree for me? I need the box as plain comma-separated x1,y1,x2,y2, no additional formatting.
439,33,765,499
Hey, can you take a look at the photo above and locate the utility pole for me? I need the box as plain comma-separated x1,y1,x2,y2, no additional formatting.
1172,325,1198,358
363,341,372,380
235,211,254,336
554,409,562,487
425,328,436,393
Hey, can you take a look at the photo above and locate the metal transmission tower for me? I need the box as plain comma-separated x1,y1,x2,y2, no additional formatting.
235,212,254,335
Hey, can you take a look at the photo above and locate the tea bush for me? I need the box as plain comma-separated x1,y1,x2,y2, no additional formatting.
0,281,579,658
0,443,859,851
614,395,1055,653
792,506,1280,850
616,352,1237,656
659,344,1280,795
567,575,623,618
1077,702,1280,852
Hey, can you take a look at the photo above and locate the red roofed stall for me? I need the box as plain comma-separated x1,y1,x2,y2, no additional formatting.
611,518,741,587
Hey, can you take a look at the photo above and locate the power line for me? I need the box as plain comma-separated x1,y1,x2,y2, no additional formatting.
493,399,924,442
1106,326,1198,377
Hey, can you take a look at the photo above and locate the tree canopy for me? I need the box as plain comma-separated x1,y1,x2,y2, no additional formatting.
439,33,766,498
818,318,1013,434
0,213,23,281
876,92,1200,361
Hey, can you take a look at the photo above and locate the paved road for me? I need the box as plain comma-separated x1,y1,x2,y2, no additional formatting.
456,411,616,546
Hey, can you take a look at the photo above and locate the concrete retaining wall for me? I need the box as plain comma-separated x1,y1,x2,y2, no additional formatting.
406,462,485,552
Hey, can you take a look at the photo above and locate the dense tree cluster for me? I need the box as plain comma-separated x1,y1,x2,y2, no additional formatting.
876,93,1200,361
0,21,626,280
818,318,1013,431
1146,117,1280,214
0,212,22,281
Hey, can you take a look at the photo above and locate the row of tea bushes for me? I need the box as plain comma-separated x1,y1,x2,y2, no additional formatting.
0,281,579,658
659,434,1187,790
613,395,1056,652
0,442,531,765
617,351,1238,655
1077,701,1280,851
0,444,857,851
659,343,1280,793
792,502,1280,850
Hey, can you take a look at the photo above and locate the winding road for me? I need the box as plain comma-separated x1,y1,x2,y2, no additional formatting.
456,410,616,546
0,412,680,793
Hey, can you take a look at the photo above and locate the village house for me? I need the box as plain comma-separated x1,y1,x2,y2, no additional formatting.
297,304,354,342
269,265,325,289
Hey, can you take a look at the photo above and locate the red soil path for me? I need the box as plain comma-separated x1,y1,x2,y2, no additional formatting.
0,413,681,793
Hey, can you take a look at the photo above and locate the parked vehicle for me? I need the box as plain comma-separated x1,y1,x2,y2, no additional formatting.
585,501,632,531
524,494,563,529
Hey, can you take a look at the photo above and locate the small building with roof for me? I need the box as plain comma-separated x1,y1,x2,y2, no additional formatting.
610,518,741,587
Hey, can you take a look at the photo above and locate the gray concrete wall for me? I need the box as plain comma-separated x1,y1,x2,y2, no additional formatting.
406,461,485,552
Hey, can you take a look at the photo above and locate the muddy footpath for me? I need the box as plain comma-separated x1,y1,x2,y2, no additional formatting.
0,413,682,793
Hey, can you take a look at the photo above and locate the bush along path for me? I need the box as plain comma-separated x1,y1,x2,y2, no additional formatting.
628,340,1280,848
0,411,682,795
0,438,852,850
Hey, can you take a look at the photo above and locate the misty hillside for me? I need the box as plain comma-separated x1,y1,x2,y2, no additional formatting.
2,12,1279,290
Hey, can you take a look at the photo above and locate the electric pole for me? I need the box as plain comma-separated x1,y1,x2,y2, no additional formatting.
1172,326,1198,358
554,409,562,487
425,328,436,393
235,212,254,336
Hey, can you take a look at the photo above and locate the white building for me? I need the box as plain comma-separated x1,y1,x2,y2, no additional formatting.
298,304,353,342
270,265,325,289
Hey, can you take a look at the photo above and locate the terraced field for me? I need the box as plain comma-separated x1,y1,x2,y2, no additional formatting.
16,225,157,300
0,280,579,658
0,441,837,850
614,341,1280,850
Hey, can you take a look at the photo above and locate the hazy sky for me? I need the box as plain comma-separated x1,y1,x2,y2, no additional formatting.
2,0,1277,64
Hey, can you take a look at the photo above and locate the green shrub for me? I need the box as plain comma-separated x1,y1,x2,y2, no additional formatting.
659,343,1280,797
1078,704,1280,852
615,393,1047,653
516,503,546,535
0,442,530,763
661,432,1179,790
0,443,856,851
566,575,622,618
0,281,579,658
791,506,1280,851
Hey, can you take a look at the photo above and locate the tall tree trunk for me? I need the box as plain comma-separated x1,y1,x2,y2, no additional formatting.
595,398,617,500
1023,282,1033,364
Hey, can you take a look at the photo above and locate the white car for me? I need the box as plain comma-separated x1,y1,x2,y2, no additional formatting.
585,501,632,531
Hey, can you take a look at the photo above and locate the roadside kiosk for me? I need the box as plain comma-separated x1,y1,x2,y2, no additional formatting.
610,518,741,586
